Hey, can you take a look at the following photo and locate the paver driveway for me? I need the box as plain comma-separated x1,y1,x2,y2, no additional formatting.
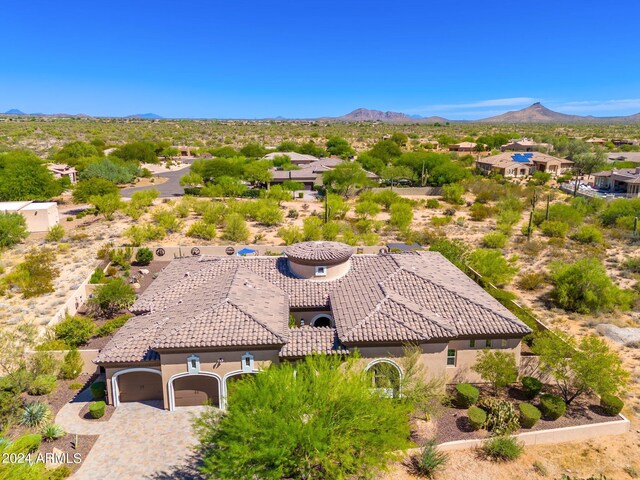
56,394,205,480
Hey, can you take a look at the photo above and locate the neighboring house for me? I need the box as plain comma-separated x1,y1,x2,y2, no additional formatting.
586,137,608,146
174,146,194,157
264,151,320,166
47,164,78,184
607,152,640,163
449,142,477,152
269,158,378,190
0,201,60,232
476,152,573,178
592,167,640,197
612,139,639,147
500,138,553,152
95,241,531,411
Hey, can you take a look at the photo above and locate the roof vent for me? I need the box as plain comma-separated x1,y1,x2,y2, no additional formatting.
184,272,190,277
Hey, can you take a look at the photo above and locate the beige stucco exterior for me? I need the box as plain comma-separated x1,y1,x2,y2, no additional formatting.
288,258,352,281
104,338,524,411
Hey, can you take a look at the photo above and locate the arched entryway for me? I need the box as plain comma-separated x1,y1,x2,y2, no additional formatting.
112,368,163,406
168,373,222,410
222,371,258,409
310,314,334,327
365,359,402,398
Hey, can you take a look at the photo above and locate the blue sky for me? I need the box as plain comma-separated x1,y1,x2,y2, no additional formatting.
1,0,639,119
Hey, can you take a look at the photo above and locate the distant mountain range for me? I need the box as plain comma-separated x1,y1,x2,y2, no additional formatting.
3,103,640,123
2,109,163,119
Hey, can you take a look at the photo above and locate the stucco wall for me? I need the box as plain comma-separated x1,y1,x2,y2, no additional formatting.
288,259,352,281
20,204,59,232
446,338,521,383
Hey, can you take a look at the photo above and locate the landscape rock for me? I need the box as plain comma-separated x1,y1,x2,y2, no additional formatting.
139,269,149,275
596,323,640,347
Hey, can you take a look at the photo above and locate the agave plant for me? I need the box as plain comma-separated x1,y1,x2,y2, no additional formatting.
20,402,51,428
41,424,65,442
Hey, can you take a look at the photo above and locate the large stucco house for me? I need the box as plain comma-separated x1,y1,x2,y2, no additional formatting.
592,167,640,198
95,241,531,411
476,152,573,178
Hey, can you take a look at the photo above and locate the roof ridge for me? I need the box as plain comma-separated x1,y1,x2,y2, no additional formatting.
344,305,428,342
400,267,526,330
228,302,287,343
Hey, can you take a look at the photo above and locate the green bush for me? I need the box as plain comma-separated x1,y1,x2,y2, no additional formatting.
58,349,84,380
535,203,584,228
96,314,131,337
540,220,569,238
90,381,106,400
222,213,250,242
521,376,543,399
467,248,518,286
539,394,566,420
135,247,153,265
20,402,51,428
441,183,465,205
186,221,217,240
28,374,57,396
517,272,546,291
478,398,520,436
89,267,106,284
455,383,479,408
425,199,440,209
407,438,449,478
600,198,640,227
6,434,42,454
518,403,541,428
55,315,95,347
468,406,487,430
30,351,59,376
45,224,65,243
389,202,413,230
599,394,623,416
48,465,73,479
481,436,523,462
0,368,34,393
41,423,65,442
482,232,508,248
431,215,452,227
91,278,136,316
470,203,493,221
0,212,28,248
571,225,604,245
89,401,106,419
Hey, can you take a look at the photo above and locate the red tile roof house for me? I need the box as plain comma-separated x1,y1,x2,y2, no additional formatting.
476,152,573,178
95,241,530,411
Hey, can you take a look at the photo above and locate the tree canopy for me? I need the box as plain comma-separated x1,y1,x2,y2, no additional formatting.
322,162,371,196
0,151,64,201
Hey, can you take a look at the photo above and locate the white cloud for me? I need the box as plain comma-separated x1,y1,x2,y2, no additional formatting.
549,99,640,114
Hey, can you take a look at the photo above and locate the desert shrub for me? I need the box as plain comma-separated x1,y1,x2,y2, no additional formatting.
96,314,131,337
6,434,42,454
468,406,487,430
467,248,518,286
599,394,623,416
531,170,551,185
72,178,119,203
302,216,323,241
482,232,508,249
478,398,520,436
425,199,440,209
278,225,303,245
28,375,57,395
58,349,84,380
91,278,136,316
517,272,546,291
535,203,584,228
152,209,183,233
549,258,635,313
88,401,106,419
135,247,153,265
89,193,122,220
600,198,640,227
90,381,106,400
123,223,166,246
571,225,604,245
389,202,414,230
521,376,542,399
194,354,413,479
623,257,640,274
45,224,65,243
539,394,566,420
540,220,569,238
109,247,133,268
455,383,479,408
469,203,493,221
431,216,452,227
187,221,217,240
0,212,28,248
21,402,51,428
441,183,465,204
322,221,341,241
255,203,284,226
41,424,65,442
1,247,59,298
472,350,518,393
30,351,59,376
222,213,250,242
518,403,541,428
406,438,449,478
55,315,95,347
89,267,105,284
481,436,523,462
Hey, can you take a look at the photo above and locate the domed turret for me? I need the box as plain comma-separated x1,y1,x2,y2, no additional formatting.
284,241,353,280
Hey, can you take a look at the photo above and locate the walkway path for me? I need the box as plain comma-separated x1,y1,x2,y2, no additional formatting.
56,395,205,479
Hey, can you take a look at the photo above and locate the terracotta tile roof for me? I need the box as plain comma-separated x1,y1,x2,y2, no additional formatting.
95,248,531,365
279,327,348,357
284,241,354,264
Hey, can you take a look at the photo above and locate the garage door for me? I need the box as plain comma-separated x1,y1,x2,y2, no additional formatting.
118,371,163,403
173,375,220,407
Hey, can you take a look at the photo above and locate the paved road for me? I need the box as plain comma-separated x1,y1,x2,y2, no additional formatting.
120,168,189,198
56,394,205,480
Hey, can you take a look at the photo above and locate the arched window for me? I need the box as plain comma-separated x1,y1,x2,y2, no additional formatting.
365,359,402,398
310,314,334,328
